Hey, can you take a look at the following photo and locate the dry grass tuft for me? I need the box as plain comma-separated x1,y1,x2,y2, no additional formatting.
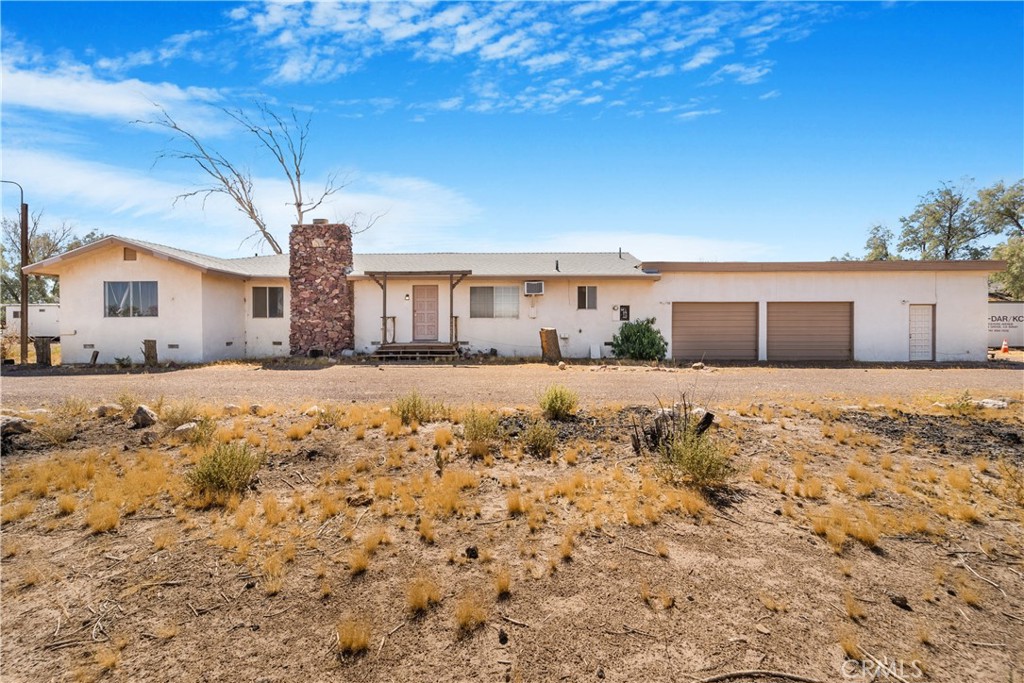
434,426,453,448
336,617,371,656
56,494,77,516
418,516,435,544
494,565,512,599
85,501,120,533
844,591,867,622
348,548,370,576
454,593,488,633
406,575,441,615
838,630,861,659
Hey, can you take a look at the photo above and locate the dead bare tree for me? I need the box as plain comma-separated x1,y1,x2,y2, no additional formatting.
141,103,350,254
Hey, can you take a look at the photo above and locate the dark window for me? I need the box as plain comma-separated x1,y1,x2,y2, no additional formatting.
11,311,20,319
577,286,597,310
253,286,284,318
470,286,518,318
104,281,158,317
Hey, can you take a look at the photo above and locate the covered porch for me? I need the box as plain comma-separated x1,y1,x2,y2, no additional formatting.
365,269,471,360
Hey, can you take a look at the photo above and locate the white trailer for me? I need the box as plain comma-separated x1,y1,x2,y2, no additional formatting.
988,301,1024,348
2,304,61,338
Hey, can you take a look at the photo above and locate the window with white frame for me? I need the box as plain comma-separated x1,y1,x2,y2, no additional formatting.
252,286,284,318
577,286,597,310
104,281,158,317
470,286,519,318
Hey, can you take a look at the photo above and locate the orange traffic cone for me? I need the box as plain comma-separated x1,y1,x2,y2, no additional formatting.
1001,339,1010,353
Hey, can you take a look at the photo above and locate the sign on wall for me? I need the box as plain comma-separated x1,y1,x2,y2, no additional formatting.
988,302,1024,347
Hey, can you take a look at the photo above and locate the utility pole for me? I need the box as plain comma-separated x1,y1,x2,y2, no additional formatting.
1,180,29,364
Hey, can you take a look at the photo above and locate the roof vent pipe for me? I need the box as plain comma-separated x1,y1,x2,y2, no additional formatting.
618,247,622,259
555,259,560,272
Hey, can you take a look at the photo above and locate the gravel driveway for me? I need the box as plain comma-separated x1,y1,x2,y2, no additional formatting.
2,361,1021,408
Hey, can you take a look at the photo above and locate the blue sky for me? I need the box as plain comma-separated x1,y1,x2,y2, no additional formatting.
1,1,1022,261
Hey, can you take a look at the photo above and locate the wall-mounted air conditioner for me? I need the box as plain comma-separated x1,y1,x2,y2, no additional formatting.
524,281,545,296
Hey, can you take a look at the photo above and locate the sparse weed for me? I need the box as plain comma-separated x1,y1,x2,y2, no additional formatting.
522,420,557,458
392,391,444,425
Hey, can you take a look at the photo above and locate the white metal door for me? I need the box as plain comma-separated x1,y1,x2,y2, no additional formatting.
909,304,934,361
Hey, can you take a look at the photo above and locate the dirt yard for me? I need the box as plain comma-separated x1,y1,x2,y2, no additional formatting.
1,370,1022,683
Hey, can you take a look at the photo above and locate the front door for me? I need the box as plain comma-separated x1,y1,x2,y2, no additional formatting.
413,285,438,341
909,304,934,361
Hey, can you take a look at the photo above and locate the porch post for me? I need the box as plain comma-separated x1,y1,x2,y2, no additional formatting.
381,274,388,344
449,274,454,345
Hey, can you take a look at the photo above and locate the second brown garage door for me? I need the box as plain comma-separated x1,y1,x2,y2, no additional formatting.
672,302,758,361
767,302,852,361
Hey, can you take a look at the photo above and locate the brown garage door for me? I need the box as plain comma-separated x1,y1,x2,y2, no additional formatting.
672,302,758,361
767,302,852,361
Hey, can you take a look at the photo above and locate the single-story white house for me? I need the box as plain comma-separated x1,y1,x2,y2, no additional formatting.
23,221,1003,364
2,303,61,338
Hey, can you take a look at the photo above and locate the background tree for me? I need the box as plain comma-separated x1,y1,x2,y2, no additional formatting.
143,102,362,254
896,179,995,260
863,224,899,261
1,211,102,304
977,179,1023,237
990,237,1024,299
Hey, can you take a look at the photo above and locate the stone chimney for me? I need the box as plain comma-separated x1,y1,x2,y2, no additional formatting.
289,219,354,356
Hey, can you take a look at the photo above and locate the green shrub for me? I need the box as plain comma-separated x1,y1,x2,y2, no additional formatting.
392,391,444,425
462,408,501,442
539,385,578,421
522,420,557,457
659,426,733,490
611,317,667,361
187,443,263,500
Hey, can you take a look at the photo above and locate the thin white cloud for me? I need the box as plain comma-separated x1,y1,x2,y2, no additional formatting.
682,45,725,71
676,108,721,121
759,89,781,100
1,62,228,134
706,62,774,86
3,146,482,257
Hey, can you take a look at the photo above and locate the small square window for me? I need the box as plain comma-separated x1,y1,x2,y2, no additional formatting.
253,286,284,318
124,248,137,261
577,286,597,310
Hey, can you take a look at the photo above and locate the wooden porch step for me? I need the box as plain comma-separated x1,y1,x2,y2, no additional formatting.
372,343,459,362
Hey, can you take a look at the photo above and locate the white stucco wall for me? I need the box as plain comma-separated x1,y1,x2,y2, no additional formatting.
2,304,60,338
243,278,291,358
353,277,659,358
652,270,991,362
46,244,206,364
201,274,245,361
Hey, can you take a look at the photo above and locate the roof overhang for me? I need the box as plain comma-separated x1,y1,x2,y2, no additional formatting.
350,270,659,280
642,260,1006,274
22,236,275,280
360,270,473,278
